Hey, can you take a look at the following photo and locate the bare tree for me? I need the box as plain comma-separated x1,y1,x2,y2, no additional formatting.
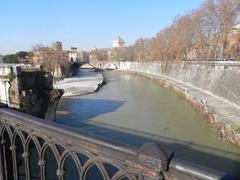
31,44,69,77
89,48,109,61
123,0,240,62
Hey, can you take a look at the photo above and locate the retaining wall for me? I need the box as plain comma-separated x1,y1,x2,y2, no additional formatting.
119,61,240,145
120,61,240,107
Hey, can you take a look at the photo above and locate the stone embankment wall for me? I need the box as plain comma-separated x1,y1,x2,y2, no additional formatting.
120,61,240,106
119,61,240,146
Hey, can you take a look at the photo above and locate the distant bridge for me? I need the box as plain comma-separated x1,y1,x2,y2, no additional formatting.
79,61,121,70
0,103,232,180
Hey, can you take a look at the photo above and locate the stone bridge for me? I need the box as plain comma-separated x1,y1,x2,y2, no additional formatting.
0,64,63,121
79,61,121,70
0,104,231,180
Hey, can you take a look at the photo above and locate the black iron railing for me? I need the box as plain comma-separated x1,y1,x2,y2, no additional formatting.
0,105,234,180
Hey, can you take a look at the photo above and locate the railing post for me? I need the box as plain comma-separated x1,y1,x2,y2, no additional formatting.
22,151,30,180
38,159,46,180
0,142,4,180
10,145,18,180
56,169,65,180
0,103,8,180
137,143,174,180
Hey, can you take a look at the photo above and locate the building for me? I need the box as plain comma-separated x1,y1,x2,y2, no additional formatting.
211,24,240,60
53,41,63,52
112,37,125,48
108,37,127,61
226,24,240,54
68,47,78,63
187,24,240,60
32,41,89,65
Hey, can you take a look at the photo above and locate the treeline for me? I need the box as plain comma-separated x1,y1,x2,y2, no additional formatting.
2,51,30,63
116,0,240,61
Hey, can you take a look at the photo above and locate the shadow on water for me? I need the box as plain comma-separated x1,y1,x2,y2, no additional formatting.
57,98,125,124
56,98,240,178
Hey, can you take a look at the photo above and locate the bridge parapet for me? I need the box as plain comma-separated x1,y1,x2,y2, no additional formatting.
0,106,233,180
0,107,174,180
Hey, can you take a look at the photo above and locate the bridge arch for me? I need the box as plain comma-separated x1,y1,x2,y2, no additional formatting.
80,63,97,69
103,62,119,70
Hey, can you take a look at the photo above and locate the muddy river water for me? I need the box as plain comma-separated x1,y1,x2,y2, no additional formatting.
56,71,240,177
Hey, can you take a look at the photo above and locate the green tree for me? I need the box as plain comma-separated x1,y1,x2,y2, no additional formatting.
3,54,19,63
16,51,29,58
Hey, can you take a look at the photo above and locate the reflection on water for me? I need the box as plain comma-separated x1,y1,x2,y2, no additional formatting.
56,71,240,177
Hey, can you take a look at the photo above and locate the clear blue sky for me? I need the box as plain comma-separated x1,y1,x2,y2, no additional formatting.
0,0,205,54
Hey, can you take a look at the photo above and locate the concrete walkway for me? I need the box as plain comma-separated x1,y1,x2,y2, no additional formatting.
126,70,240,146
54,70,104,97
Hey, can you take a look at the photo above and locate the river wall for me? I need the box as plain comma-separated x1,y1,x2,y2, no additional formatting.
119,61,240,146
120,61,240,106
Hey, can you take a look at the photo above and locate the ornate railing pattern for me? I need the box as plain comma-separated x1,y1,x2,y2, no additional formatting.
0,105,234,180
0,107,174,180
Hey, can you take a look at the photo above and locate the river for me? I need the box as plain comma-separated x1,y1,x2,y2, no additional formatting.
56,70,240,177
